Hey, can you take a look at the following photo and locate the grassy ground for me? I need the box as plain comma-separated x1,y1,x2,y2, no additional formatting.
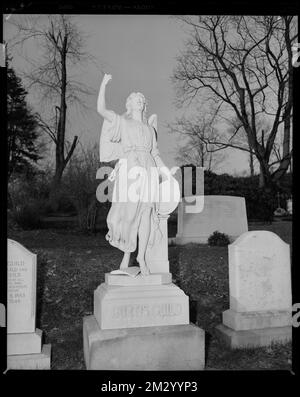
8,218,292,371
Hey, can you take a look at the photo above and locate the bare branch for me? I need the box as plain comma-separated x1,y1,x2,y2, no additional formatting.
172,15,293,186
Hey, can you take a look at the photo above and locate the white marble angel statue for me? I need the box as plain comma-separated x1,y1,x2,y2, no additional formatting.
97,73,172,276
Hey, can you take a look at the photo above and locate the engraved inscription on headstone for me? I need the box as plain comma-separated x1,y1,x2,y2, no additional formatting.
7,239,51,369
7,239,36,334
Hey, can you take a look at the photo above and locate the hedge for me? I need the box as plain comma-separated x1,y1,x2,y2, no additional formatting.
180,166,292,222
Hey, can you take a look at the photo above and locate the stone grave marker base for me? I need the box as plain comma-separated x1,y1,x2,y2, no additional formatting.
7,328,43,355
83,315,205,370
215,324,291,349
222,309,292,331
7,344,51,370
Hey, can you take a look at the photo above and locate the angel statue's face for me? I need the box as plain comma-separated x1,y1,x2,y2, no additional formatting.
126,92,146,114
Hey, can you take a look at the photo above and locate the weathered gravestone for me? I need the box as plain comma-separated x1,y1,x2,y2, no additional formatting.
287,198,293,215
7,239,51,369
176,195,248,244
216,231,292,348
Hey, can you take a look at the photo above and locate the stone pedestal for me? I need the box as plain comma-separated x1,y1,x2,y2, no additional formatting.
84,184,205,370
84,272,205,370
83,315,205,370
94,282,189,330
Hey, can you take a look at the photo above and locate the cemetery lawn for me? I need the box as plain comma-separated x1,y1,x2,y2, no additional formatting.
8,221,292,371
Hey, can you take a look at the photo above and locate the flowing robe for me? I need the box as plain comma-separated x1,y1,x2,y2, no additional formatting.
100,111,161,252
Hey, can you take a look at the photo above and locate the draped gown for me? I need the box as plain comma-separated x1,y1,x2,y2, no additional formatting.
99,111,161,253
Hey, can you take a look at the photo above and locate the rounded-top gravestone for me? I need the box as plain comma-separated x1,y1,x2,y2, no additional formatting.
229,231,291,313
216,230,292,348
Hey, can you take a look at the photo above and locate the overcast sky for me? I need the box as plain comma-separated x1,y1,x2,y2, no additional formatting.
4,14,250,174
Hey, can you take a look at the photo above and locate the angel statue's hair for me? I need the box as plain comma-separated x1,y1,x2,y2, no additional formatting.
123,92,148,123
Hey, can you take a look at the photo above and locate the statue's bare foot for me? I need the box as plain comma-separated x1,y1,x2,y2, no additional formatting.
120,252,130,269
136,256,150,276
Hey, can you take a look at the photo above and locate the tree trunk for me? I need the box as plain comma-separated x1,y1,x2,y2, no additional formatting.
271,17,293,185
258,159,273,189
249,151,254,177
208,151,212,171
259,164,265,188
48,163,65,211
49,35,68,210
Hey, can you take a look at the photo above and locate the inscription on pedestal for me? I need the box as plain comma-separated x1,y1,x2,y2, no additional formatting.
94,283,189,329
112,302,182,320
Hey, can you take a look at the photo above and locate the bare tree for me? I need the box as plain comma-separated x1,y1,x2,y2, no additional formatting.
8,15,96,202
225,115,277,177
169,116,226,171
173,16,296,188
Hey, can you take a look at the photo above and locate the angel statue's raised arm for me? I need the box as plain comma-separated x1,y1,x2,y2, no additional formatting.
97,74,123,162
97,73,114,123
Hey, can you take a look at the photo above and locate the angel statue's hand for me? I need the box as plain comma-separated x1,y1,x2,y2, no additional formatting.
102,73,112,86
159,165,172,180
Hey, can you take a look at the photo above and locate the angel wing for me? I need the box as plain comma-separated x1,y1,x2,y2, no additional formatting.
148,114,157,132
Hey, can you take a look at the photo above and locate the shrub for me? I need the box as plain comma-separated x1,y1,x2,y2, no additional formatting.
274,207,287,217
8,170,52,229
7,209,21,231
11,200,43,230
208,231,231,246
8,170,52,212
47,187,76,214
245,187,277,223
